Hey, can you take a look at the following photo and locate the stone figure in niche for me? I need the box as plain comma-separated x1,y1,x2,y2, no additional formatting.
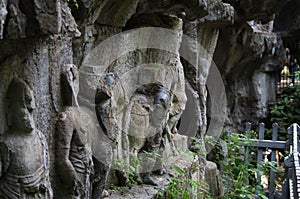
95,74,172,185
56,107,93,198
0,77,53,198
95,73,128,184
95,72,120,143
127,84,171,185
56,64,106,199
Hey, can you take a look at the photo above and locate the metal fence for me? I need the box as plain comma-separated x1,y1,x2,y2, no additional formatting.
282,123,300,199
238,123,300,198
240,122,286,199
277,73,300,93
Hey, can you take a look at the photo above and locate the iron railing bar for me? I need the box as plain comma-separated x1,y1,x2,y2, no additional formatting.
269,123,278,199
238,139,286,149
257,123,265,195
244,122,252,186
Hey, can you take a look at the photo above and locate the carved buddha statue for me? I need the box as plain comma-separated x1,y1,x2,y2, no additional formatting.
0,77,53,199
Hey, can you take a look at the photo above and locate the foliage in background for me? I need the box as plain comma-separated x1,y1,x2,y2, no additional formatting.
269,86,300,140
208,132,273,199
295,71,300,81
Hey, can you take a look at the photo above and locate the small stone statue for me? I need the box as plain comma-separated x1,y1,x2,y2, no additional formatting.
56,106,94,199
96,77,171,184
0,77,53,198
95,65,186,186
130,84,171,185
56,64,105,199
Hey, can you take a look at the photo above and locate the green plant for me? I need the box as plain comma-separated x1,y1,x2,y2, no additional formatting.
213,132,271,199
270,85,300,140
142,150,163,163
115,156,140,186
114,151,163,186
155,189,164,199
164,149,212,199
67,0,79,9
295,71,300,81
110,184,121,191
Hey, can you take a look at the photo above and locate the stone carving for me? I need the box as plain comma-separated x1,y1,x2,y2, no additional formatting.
95,72,121,143
0,77,53,198
95,68,186,186
129,84,171,185
56,107,94,198
56,64,106,198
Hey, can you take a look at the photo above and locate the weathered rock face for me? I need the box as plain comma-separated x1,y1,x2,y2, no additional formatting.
213,1,287,132
0,0,290,198
275,0,300,32
224,0,288,23
275,0,300,57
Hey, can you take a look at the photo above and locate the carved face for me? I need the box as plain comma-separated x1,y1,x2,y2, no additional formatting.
128,94,151,139
129,84,171,137
150,88,171,129
7,78,36,133
11,102,35,132
61,64,79,107
66,64,79,103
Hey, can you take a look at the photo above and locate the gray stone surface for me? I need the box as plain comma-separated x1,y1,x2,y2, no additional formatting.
205,161,223,198
214,17,284,132
33,0,61,34
104,145,199,199
0,0,291,198
0,0,7,39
